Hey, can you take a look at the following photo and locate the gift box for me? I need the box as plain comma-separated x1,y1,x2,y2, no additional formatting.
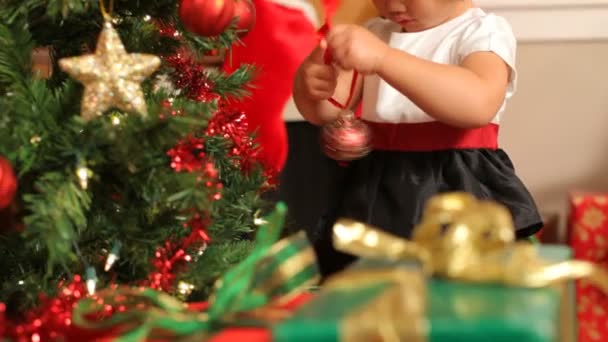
272,246,576,342
210,245,575,342
568,192,608,342
70,196,596,342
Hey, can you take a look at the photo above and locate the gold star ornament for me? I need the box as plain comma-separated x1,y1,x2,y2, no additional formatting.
59,21,161,121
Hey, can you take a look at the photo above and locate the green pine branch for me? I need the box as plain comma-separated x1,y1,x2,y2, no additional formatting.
0,17,34,90
208,64,256,98
22,171,92,275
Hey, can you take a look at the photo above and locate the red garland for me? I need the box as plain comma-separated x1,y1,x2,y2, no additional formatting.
145,214,212,292
206,107,277,185
167,136,206,173
0,276,117,341
165,53,221,103
160,136,220,292
205,107,257,171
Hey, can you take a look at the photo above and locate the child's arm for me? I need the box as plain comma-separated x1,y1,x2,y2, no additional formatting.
376,50,509,128
293,42,363,125
326,24,511,128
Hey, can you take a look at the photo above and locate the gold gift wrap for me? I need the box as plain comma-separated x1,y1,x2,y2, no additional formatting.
272,259,428,342
324,192,608,342
216,193,606,342
334,192,608,291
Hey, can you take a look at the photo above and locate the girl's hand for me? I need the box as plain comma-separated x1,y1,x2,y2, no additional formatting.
296,39,338,101
326,24,390,74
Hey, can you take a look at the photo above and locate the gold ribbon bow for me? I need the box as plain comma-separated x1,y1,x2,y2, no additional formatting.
333,192,608,292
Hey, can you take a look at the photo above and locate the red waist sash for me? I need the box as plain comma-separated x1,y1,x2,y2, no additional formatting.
364,121,499,151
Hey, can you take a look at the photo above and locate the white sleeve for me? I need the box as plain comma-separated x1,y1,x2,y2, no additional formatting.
457,14,518,97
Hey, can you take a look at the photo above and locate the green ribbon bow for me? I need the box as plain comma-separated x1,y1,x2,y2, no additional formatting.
72,202,320,341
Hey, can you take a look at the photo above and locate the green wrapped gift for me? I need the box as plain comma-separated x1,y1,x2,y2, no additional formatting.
272,245,575,342
273,258,427,342
69,194,593,342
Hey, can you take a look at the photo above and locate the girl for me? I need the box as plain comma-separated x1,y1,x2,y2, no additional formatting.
293,0,543,276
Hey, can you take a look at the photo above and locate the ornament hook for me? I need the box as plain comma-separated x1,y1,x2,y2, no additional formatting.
99,0,114,21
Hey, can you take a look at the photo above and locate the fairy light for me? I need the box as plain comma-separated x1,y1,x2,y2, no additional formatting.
85,267,98,295
76,165,92,190
177,281,195,296
253,210,267,226
143,15,152,21
111,114,121,126
104,241,122,271
197,242,208,256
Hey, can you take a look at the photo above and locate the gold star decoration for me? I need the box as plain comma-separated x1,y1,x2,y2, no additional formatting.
59,21,161,121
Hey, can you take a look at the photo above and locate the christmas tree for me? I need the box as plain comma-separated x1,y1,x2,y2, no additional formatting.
0,0,267,338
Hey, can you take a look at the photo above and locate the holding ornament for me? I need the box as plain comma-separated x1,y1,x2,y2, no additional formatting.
292,0,542,277
320,109,371,161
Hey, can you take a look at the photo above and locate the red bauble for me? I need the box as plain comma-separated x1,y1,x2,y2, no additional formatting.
0,156,17,210
320,110,373,161
179,0,235,37
233,0,256,37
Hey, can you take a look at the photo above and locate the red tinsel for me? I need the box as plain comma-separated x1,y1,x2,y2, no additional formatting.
158,99,184,120
145,213,213,292
167,136,206,173
146,240,191,292
165,53,221,103
205,107,257,171
157,22,181,39
0,276,117,342
166,133,224,201
205,107,277,185
154,135,221,291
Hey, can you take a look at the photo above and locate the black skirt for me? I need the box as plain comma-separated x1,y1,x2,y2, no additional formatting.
309,148,543,277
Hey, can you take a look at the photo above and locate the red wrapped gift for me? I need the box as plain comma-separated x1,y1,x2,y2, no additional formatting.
568,192,608,342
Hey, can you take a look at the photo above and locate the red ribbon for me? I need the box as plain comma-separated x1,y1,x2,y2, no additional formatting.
317,0,360,114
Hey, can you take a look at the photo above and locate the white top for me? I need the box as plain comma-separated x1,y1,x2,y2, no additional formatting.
362,8,517,124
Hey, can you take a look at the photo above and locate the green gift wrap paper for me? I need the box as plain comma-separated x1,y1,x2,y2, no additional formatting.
273,245,574,342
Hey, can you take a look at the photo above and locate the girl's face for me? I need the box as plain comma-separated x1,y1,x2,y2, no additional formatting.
372,0,473,32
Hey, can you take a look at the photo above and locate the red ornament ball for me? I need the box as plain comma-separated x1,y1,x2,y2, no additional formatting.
320,110,373,161
233,0,256,37
179,0,235,37
0,156,17,210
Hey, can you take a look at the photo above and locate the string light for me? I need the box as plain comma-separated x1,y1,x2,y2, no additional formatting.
197,242,207,256
104,241,122,272
253,210,267,226
76,165,92,190
177,281,195,296
111,114,121,126
85,267,98,295
30,135,42,145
